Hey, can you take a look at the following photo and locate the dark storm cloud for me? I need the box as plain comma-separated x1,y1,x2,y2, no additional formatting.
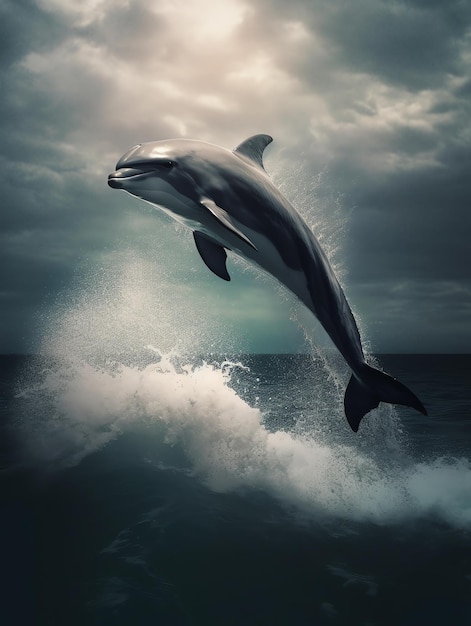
1,0,470,352
351,279,471,353
0,0,64,67
250,0,471,351
315,0,469,90
254,0,470,85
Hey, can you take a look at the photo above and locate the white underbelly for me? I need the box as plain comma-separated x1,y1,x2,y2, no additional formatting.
219,224,312,311
136,184,313,310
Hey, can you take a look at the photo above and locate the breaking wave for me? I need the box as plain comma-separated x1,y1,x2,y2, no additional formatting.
15,345,471,530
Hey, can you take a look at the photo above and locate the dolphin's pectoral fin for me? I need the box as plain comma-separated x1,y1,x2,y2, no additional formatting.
233,134,273,171
193,231,231,281
200,198,257,251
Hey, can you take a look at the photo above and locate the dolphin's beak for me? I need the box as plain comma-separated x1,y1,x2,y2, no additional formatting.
107,173,122,188
108,167,147,188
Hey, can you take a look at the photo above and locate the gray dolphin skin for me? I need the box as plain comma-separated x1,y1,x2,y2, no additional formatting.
108,134,427,432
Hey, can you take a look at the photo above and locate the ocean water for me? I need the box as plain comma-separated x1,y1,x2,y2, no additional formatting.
1,350,470,625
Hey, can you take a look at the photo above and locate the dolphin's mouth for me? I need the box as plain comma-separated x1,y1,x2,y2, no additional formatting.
108,167,154,188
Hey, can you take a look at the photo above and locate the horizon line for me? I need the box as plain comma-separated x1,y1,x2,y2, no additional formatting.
1,351,470,357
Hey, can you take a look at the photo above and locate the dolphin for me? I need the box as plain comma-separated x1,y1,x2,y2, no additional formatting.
108,134,426,431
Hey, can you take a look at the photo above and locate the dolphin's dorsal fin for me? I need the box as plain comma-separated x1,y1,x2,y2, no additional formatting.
200,198,257,251
193,231,230,281
233,134,273,170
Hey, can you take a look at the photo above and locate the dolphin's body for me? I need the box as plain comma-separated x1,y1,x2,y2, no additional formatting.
108,134,426,431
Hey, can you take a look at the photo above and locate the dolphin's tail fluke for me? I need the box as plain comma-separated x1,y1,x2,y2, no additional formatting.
344,364,427,432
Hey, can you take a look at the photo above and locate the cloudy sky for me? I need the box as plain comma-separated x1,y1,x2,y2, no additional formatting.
1,0,470,355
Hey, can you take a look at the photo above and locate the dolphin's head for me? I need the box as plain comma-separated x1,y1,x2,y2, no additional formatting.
107,141,181,193
108,138,241,227
108,140,211,223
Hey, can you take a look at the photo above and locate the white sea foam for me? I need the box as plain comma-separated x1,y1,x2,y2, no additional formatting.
16,349,471,530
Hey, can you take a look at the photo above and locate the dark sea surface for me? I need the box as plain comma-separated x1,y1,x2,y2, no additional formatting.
1,352,470,625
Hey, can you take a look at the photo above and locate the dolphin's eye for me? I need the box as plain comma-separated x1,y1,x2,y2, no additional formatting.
147,159,177,169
